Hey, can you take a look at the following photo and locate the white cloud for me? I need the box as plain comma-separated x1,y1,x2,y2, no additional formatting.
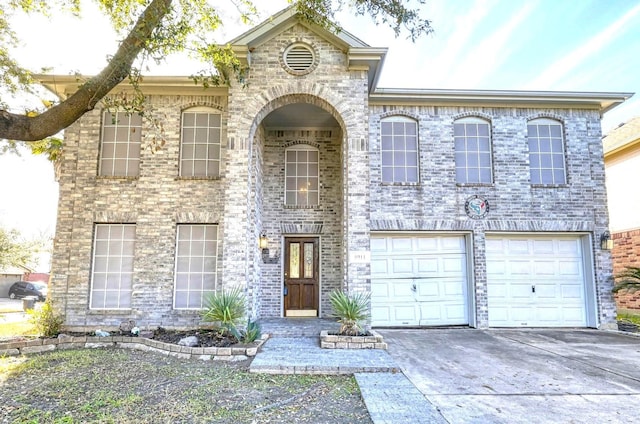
445,2,536,87
524,2,640,90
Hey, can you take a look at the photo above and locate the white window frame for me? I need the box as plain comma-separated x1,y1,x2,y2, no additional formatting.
179,107,222,178
284,144,320,207
527,118,567,185
90,224,135,310
454,117,493,184
174,224,219,310
99,111,142,177
380,116,419,183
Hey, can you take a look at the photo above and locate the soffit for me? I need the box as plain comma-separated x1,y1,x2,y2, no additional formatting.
36,75,228,100
370,88,633,114
262,103,338,128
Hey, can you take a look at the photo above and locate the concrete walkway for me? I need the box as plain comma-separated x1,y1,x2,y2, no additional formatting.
249,336,445,423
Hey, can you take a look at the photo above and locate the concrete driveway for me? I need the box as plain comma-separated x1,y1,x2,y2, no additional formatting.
378,329,640,423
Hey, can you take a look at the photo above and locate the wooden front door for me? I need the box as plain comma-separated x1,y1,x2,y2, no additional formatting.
284,237,319,317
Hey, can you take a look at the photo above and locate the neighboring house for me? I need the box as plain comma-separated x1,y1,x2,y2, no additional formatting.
603,117,640,310
40,7,632,331
0,265,32,297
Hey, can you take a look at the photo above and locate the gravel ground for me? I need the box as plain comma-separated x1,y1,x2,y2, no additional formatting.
0,348,372,423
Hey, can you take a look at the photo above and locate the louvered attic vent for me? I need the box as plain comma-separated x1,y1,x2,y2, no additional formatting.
284,44,314,73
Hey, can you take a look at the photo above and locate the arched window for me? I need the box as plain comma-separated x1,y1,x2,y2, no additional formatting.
180,107,222,177
285,144,319,206
381,116,419,183
527,118,566,185
99,111,142,177
453,117,493,184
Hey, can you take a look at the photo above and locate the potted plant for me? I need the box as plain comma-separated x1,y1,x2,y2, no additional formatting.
320,290,386,349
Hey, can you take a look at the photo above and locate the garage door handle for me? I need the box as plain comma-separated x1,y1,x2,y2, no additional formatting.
532,285,535,293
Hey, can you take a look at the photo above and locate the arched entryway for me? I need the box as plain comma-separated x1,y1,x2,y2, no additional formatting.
251,100,345,318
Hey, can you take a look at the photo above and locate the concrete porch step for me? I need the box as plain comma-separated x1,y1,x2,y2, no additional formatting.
249,337,399,374
259,318,340,337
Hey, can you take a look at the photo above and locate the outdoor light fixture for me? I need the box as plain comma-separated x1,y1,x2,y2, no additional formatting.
259,232,268,250
600,231,613,251
259,231,280,264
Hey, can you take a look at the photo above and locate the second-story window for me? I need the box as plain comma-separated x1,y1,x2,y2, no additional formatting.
527,118,566,185
454,117,493,184
285,144,319,207
381,117,419,183
99,111,142,177
180,109,222,177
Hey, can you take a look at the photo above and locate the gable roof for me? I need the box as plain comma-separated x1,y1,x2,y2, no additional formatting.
227,6,387,93
603,116,640,156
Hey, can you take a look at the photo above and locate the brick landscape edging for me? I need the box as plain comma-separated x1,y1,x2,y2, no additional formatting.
320,330,387,349
0,334,269,360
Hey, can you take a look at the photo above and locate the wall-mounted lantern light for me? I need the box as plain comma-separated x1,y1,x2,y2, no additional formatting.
259,232,269,251
600,231,613,251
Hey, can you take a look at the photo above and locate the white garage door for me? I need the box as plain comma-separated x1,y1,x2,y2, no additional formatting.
371,234,469,327
486,235,588,327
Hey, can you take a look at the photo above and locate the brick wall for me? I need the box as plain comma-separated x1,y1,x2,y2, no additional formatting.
612,229,640,310
368,107,615,328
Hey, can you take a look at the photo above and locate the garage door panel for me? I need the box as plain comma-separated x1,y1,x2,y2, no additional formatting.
442,256,466,273
392,258,414,274
391,238,413,252
486,235,587,328
533,260,555,276
370,237,389,252
416,257,439,273
418,280,440,297
393,305,418,321
510,283,534,299
371,234,469,327
509,260,533,276
561,285,583,299
559,260,582,276
558,239,580,254
532,239,554,254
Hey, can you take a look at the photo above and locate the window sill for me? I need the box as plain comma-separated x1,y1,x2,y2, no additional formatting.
88,308,132,314
177,176,222,181
380,182,421,187
456,183,495,188
283,204,321,210
96,176,138,181
530,184,568,188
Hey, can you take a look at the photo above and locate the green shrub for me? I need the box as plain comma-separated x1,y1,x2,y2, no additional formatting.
242,318,262,343
329,290,370,336
613,266,640,293
201,287,246,339
27,299,64,337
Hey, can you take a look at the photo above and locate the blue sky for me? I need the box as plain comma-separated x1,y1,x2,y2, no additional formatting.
1,0,639,269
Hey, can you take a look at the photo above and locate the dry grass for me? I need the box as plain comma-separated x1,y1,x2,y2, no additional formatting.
0,348,372,423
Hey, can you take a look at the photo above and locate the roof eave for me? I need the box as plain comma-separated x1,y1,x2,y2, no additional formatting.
369,88,634,112
35,75,229,99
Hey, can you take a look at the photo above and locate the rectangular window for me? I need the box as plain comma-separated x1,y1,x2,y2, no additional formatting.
454,120,493,184
90,224,135,309
285,145,319,206
174,224,218,309
527,120,566,185
180,111,222,177
381,119,419,183
99,112,142,177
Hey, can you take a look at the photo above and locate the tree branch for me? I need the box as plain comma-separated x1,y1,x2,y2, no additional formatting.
0,0,173,142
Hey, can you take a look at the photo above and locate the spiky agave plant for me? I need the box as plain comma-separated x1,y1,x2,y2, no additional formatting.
613,266,640,293
329,290,371,336
201,286,246,340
